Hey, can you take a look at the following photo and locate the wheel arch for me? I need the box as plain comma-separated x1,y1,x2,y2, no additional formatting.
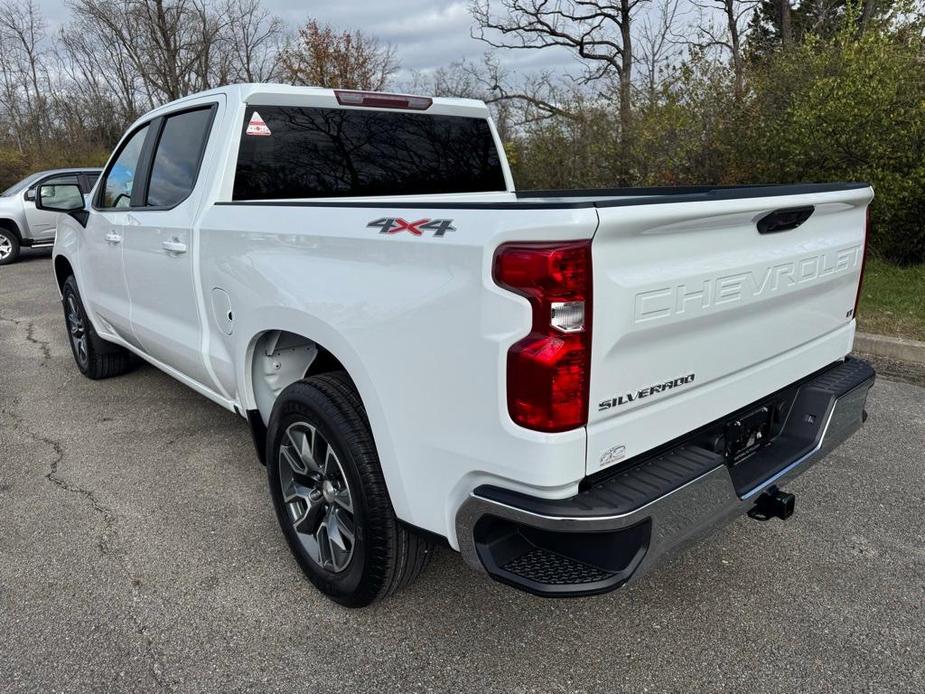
53,254,75,296
237,315,410,521
247,329,355,426
0,218,22,242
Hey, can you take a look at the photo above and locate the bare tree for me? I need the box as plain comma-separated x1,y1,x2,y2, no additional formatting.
400,53,526,141
776,0,792,45
57,21,146,143
859,0,879,31
470,0,650,182
67,0,241,102
63,0,286,107
636,0,682,104
690,0,758,99
0,0,51,150
485,68,579,124
220,0,285,82
277,20,397,90
0,0,293,189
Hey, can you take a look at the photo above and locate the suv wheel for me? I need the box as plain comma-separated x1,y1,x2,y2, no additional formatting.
61,276,134,379
0,229,20,265
266,372,434,607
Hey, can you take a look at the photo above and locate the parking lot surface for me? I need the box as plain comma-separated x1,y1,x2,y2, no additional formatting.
2,251,924,693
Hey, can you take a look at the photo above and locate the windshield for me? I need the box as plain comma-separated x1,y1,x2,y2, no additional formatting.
1,173,42,197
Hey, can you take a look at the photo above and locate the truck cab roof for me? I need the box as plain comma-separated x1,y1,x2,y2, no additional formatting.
141,83,490,125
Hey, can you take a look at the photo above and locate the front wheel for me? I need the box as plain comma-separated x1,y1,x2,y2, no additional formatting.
266,372,433,607
0,229,20,265
61,276,134,379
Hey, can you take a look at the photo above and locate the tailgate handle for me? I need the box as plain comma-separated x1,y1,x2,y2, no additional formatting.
757,206,814,234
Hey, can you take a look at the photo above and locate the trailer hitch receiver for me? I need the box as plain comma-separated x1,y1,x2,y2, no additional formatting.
748,487,795,521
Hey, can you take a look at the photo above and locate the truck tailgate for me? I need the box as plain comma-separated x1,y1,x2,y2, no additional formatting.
587,186,873,474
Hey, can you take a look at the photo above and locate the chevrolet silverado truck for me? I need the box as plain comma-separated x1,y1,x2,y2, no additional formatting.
0,168,101,265
38,84,876,607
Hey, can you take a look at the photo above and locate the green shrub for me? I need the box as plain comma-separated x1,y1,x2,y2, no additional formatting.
744,29,925,263
506,23,925,264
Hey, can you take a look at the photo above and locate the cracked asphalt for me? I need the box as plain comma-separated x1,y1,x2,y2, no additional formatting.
2,249,924,693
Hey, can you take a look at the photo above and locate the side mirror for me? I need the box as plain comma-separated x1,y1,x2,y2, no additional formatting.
36,183,89,227
24,188,36,201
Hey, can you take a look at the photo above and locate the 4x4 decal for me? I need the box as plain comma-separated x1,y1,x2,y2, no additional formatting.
367,217,456,237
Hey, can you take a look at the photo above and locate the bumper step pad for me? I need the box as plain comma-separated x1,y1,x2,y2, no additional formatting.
502,548,616,586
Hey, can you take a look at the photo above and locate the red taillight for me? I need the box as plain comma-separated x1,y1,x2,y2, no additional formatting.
493,241,592,432
854,207,871,319
334,90,432,110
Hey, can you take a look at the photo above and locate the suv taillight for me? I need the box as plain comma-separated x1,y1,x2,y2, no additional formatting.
854,206,871,319
493,241,592,433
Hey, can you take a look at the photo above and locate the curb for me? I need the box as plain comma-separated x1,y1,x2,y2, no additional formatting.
853,332,925,366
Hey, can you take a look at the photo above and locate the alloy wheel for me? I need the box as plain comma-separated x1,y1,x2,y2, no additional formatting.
278,421,356,573
66,294,88,367
0,236,11,260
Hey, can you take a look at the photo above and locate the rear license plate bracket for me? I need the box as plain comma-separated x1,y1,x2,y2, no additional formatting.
725,405,774,464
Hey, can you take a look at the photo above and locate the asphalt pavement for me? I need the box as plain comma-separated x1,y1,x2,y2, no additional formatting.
1,249,923,693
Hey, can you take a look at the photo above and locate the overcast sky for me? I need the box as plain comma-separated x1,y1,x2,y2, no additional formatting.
35,0,582,79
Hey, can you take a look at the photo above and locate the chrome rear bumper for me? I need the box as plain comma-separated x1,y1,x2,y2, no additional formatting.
455,358,875,596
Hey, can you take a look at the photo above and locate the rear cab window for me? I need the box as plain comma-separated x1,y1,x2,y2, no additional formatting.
232,105,506,200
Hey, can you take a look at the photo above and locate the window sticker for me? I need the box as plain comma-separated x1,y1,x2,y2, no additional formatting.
246,111,271,136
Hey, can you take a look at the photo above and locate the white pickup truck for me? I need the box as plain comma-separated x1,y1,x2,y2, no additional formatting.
40,84,876,606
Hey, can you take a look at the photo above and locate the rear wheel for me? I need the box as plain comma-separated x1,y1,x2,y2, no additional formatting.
0,229,20,266
62,276,133,379
266,372,434,607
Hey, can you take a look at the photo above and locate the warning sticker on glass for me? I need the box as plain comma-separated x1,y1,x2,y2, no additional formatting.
245,111,271,136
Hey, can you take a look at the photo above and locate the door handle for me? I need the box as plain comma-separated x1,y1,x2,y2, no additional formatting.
162,238,187,255
104,231,122,244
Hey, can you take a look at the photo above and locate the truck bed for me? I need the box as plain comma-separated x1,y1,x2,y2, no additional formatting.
515,182,870,206
219,182,869,209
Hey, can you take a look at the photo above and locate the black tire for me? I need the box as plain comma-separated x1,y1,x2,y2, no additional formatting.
61,275,134,379
0,228,20,266
266,372,433,607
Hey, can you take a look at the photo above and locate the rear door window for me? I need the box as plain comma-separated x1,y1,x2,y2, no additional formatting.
146,107,214,208
233,106,506,200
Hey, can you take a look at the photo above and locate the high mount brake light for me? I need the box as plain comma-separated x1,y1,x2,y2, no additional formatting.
493,241,593,433
334,90,433,111
853,206,871,319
